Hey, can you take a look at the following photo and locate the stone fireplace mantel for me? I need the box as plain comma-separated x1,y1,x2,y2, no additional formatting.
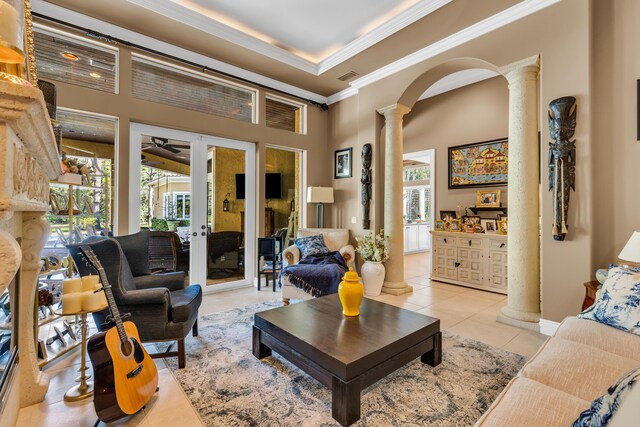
0,79,61,424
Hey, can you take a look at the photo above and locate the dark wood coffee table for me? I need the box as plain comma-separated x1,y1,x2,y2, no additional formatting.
253,294,441,426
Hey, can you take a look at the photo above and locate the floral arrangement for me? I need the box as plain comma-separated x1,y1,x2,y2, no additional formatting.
355,229,390,263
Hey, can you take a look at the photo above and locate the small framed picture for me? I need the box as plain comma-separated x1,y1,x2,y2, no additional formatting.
440,210,457,222
334,148,352,179
449,219,462,232
464,224,475,233
473,224,485,233
463,215,481,225
481,219,498,234
497,214,508,220
476,189,502,208
435,220,445,231
497,220,508,235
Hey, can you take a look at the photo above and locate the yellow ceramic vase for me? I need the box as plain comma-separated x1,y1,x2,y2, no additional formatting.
338,267,364,317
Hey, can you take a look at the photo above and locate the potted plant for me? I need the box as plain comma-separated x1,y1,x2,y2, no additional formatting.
165,200,179,231
355,229,390,296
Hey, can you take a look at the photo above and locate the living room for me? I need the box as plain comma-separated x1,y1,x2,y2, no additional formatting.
0,0,639,426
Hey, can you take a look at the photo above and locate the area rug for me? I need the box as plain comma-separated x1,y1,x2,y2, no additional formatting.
161,302,526,426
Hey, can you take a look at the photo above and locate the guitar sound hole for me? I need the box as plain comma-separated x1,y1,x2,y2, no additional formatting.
121,339,134,357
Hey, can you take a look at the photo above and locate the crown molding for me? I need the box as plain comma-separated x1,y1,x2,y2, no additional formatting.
31,0,328,104
127,0,450,76
324,0,560,104
316,0,451,74
418,68,499,100
127,0,318,74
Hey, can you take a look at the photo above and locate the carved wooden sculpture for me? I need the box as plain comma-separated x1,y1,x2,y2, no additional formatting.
548,96,577,241
361,144,372,229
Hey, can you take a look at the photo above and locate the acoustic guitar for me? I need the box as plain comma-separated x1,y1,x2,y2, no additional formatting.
79,246,158,423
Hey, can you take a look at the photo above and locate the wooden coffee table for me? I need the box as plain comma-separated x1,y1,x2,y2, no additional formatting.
253,294,441,426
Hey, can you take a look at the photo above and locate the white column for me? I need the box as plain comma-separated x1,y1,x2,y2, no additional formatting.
498,56,541,328
377,104,412,295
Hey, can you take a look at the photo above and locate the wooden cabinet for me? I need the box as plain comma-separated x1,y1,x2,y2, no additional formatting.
431,231,508,294
404,224,430,253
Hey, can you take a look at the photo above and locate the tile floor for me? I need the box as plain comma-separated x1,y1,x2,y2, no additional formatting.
17,253,548,427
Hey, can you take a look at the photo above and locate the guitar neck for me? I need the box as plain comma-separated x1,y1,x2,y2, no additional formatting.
79,246,128,344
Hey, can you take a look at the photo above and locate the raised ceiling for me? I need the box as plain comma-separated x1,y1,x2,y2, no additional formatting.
37,0,523,96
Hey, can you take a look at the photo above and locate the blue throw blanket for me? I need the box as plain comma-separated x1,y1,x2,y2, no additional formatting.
280,251,348,297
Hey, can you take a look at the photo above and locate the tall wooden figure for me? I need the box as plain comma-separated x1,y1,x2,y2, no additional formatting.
361,144,372,230
548,96,577,241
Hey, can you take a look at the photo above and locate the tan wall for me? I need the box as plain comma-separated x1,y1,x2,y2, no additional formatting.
330,0,593,322
150,180,190,219
403,77,509,218
213,148,245,232
592,0,640,266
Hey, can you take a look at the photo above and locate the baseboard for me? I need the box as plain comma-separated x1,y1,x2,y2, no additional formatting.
539,319,560,336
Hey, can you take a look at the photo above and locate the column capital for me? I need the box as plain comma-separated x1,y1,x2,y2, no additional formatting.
499,54,540,81
377,103,411,120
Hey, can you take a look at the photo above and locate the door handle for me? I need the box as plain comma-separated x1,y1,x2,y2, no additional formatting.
468,240,472,246
192,232,197,237
201,225,206,230
443,238,447,243
454,262,461,268
500,243,505,248
201,232,206,236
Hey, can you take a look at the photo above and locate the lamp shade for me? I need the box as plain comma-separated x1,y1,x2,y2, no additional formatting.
307,186,333,204
618,231,640,263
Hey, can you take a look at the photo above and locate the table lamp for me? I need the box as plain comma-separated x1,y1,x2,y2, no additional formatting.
307,187,333,228
618,231,640,267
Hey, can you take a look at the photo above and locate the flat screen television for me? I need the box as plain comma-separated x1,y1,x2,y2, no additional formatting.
235,173,282,200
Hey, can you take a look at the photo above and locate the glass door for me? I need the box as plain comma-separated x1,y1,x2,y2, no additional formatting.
130,124,255,293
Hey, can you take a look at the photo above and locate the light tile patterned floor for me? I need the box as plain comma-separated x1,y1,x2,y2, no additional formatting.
17,253,547,427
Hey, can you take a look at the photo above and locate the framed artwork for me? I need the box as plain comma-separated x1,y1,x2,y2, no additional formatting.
435,220,445,231
473,224,485,233
440,210,457,222
476,190,501,208
463,215,481,225
449,219,462,232
334,148,352,179
464,224,475,233
497,220,508,235
497,214,508,221
481,219,497,234
448,138,508,189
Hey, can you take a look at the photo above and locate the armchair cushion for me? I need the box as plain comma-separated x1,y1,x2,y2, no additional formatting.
294,234,330,258
170,285,203,323
113,230,151,277
134,271,186,292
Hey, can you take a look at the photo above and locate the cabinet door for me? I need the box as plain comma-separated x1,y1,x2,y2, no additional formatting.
404,226,410,252
457,248,483,285
418,225,429,250
433,245,457,280
489,250,508,290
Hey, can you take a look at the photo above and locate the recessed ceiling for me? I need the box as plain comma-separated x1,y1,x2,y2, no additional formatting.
127,0,451,73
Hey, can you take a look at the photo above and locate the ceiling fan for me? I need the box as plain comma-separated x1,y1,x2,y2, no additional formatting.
142,136,185,154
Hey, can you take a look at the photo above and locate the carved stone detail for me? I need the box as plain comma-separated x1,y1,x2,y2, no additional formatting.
13,143,49,203
18,212,50,406
0,230,21,297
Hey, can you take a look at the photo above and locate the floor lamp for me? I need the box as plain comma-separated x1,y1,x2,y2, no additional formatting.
307,187,333,228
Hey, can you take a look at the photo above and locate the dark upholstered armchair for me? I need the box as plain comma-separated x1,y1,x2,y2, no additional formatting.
68,233,201,368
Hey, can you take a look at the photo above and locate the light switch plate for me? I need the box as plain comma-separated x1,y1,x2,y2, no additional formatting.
351,217,357,224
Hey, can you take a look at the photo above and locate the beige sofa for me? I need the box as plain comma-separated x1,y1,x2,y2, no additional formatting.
281,228,354,303
476,317,640,426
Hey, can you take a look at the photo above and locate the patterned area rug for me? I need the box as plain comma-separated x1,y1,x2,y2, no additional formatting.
162,302,526,426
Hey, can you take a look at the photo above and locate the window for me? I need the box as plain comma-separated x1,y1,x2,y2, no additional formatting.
132,54,256,123
174,192,191,220
403,187,431,223
34,25,118,93
266,95,306,134
403,165,430,182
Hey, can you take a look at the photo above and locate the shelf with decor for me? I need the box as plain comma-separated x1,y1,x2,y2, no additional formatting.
468,206,508,215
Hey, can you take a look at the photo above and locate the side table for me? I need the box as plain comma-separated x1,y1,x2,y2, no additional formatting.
582,280,600,311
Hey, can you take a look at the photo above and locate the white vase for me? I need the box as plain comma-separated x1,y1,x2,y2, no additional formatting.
361,261,385,296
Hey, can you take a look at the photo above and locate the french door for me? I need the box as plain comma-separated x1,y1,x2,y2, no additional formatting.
129,123,255,293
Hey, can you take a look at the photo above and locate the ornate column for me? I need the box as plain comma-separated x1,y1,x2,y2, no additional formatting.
0,80,61,413
498,56,541,329
377,104,412,295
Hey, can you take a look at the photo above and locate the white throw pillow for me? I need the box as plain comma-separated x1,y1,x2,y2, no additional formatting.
578,266,640,335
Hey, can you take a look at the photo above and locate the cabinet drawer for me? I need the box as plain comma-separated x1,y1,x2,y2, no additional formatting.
457,237,483,249
489,239,508,251
434,235,456,246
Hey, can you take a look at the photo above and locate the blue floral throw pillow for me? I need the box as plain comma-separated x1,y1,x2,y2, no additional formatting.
294,234,330,258
578,266,640,335
572,368,640,427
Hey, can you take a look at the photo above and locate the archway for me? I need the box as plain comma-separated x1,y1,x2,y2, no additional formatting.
378,55,542,329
